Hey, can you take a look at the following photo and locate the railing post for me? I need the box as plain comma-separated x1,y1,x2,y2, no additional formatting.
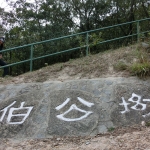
30,45,33,72
86,32,89,56
137,21,140,42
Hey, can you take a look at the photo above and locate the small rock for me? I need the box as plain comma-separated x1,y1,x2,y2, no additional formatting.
53,143,59,147
56,138,61,141
85,141,90,145
141,121,145,126
142,42,150,49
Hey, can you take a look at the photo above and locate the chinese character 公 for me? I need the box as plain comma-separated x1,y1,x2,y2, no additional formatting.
55,97,94,122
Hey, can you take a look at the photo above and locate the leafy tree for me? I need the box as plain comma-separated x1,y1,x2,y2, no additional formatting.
0,0,150,75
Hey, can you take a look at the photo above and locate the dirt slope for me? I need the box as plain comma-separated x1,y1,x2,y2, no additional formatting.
0,43,150,150
0,43,144,85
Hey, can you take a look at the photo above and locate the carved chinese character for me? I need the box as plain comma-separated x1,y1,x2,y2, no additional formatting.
55,97,94,122
142,98,150,117
0,101,33,124
119,93,150,117
128,93,146,110
0,101,16,122
119,97,130,114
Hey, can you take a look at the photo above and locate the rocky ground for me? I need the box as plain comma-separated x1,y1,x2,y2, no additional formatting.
0,43,150,150
0,125,150,150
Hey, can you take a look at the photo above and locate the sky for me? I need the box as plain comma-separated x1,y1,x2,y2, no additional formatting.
1,0,35,11
1,0,10,10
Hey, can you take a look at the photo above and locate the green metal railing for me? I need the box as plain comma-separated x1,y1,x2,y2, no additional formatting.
1,18,150,73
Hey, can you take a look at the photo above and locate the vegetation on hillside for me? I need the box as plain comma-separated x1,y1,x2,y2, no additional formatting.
0,43,150,84
0,0,150,76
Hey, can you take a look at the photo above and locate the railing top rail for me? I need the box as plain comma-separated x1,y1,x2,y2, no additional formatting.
3,17,150,52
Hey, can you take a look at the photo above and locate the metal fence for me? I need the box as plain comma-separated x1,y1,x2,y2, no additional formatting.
1,18,150,73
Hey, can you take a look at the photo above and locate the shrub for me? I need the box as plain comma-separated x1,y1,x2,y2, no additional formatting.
108,127,115,132
129,62,150,77
113,61,128,71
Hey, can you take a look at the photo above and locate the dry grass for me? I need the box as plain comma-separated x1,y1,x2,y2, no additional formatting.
0,43,150,149
0,43,150,84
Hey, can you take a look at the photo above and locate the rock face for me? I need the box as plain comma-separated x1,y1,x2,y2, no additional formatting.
0,77,150,139
141,42,150,49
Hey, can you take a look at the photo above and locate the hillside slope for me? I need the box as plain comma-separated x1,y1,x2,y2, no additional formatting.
1,43,150,150
0,43,148,85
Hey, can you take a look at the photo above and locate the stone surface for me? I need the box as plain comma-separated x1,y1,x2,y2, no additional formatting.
0,77,150,139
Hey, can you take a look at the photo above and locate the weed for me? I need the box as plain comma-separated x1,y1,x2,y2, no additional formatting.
108,127,115,132
129,62,150,77
45,63,48,66
113,61,128,71
145,121,150,127
139,54,149,63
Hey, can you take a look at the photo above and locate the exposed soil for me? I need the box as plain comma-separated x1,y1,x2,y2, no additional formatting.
0,43,145,85
0,43,150,150
0,125,150,150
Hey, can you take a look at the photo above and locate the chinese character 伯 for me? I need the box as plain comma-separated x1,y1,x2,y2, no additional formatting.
0,101,33,124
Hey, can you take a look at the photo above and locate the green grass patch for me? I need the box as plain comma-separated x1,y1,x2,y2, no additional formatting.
129,62,150,77
108,127,115,132
113,61,128,71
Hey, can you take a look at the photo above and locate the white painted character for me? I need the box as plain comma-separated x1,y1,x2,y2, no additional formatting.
119,97,130,114
142,98,150,117
128,93,146,110
55,97,94,121
0,101,16,122
120,93,150,116
0,101,33,124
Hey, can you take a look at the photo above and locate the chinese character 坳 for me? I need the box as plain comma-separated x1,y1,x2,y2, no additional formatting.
119,93,150,117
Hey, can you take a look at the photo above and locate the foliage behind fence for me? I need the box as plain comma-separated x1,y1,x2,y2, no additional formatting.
1,18,150,76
